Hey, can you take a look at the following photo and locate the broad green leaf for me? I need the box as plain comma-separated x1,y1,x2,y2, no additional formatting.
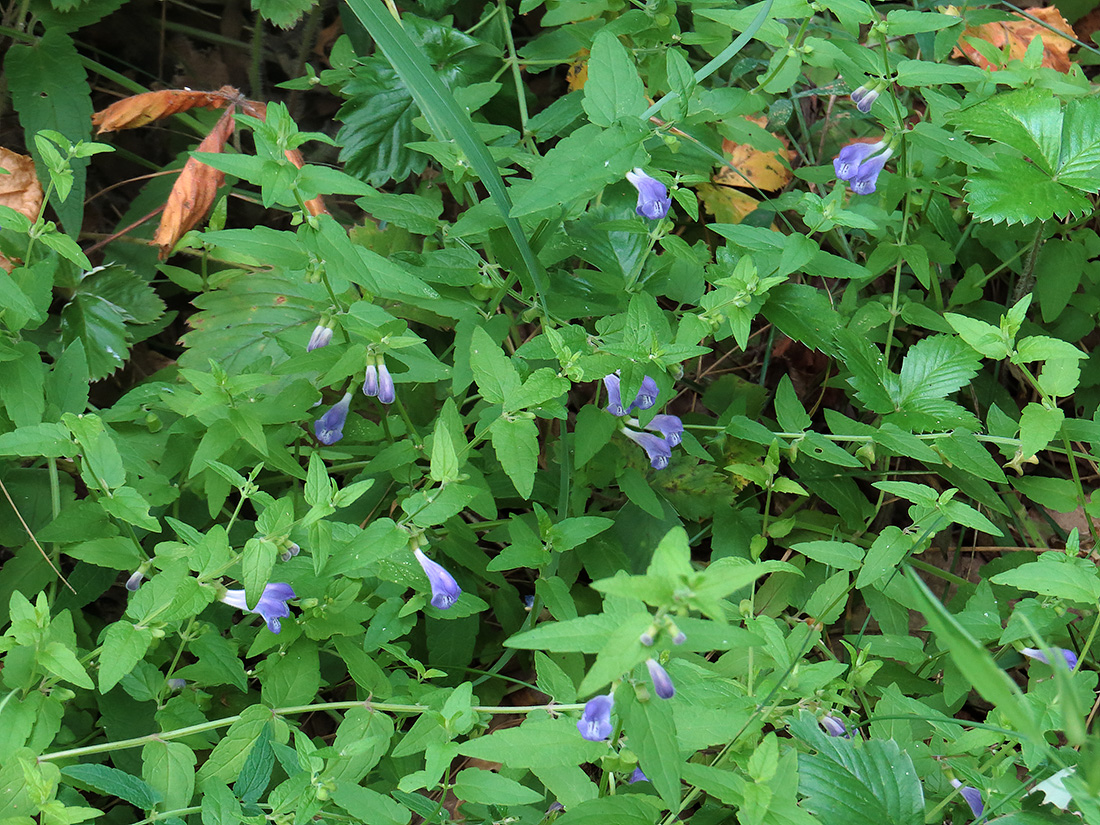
490,415,539,499
242,537,278,609
991,554,1100,606
197,704,286,785
142,741,197,812
469,326,520,404
456,716,608,769
452,768,544,805
99,486,159,531
331,781,411,825
60,294,129,381
506,613,626,653
582,30,647,127
896,335,981,408
253,0,314,28
62,764,161,811
0,423,75,458
791,540,864,571
40,640,93,688
98,621,154,692
5,29,92,234
63,412,125,491
855,526,911,589
554,795,662,825
621,683,681,807
260,639,321,707
1018,403,1064,459
964,160,1091,225
0,342,46,427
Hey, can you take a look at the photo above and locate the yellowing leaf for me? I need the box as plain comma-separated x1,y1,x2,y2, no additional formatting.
953,6,1076,73
566,52,589,91
713,117,794,191
695,183,763,225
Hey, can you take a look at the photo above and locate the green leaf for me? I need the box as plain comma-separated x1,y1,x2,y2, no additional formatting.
142,741,197,813
506,613,625,653
242,537,278,610
40,640,93,688
791,540,864,571
621,684,681,808
60,294,129,381
252,0,314,28
62,764,161,811
355,190,443,235
0,342,46,427
98,621,154,692
554,795,662,825
5,29,92,235
896,335,981,408
469,326,520,404
99,486,159,531
855,526,911,589
1056,97,1100,190
792,712,924,825
582,30,647,127
490,416,539,499
452,768,544,806
260,639,321,707
331,782,411,825
64,412,125,491
46,338,89,416
0,423,75,458
958,89,1063,173
991,554,1100,605
456,716,608,769
197,705,282,785
909,571,1045,746
964,160,1091,225
1018,402,1064,459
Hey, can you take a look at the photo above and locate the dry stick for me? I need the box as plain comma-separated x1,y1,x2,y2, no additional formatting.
0,476,75,593
84,205,166,257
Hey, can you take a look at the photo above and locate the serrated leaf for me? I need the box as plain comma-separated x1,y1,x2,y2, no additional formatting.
490,415,538,499
896,334,981,408
80,266,166,324
62,764,161,811
335,16,486,186
99,621,154,692
142,741,196,813
957,89,1062,174
964,159,1091,225
60,295,129,381
621,684,681,807
469,326,520,404
582,30,647,127
252,0,314,28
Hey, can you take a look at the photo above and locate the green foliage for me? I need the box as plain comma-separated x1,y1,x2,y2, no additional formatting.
4,0,1100,823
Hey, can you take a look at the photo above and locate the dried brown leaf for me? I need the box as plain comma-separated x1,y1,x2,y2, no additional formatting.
952,6,1076,73
154,109,235,258
713,117,796,191
92,85,244,133
0,148,44,272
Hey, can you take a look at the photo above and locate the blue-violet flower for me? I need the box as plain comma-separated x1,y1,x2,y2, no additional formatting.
623,428,673,470
629,767,648,784
603,373,659,417
950,779,984,819
834,141,892,196
307,323,334,352
850,84,880,113
646,658,675,699
221,582,296,634
413,547,461,609
377,362,396,405
363,363,379,397
577,694,614,741
626,168,671,221
280,542,300,563
125,570,145,591
1021,647,1078,669
820,715,849,737
642,414,683,447
314,392,352,445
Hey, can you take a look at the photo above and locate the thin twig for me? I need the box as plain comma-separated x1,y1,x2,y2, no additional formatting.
0,476,75,593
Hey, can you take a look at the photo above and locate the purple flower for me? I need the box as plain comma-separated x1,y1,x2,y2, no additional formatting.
167,678,187,690
603,373,660,417
849,149,892,195
314,392,352,445
850,85,880,113
1021,647,1078,669
820,715,848,737
280,542,300,563
577,694,614,741
833,141,885,180
643,414,683,447
413,547,461,609
646,658,675,699
363,363,379,397
377,362,395,405
623,428,673,470
125,570,145,591
950,779,984,819
307,323,333,351
629,767,648,783
221,582,296,634
625,168,671,221
671,630,686,645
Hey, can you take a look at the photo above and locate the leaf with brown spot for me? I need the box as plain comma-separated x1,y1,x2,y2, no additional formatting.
154,109,235,258
0,148,43,272
566,52,589,91
713,116,795,192
953,6,1076,73
92,85,244,133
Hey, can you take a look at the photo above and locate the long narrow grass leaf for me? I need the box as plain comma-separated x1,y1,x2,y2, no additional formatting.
342,0,548,315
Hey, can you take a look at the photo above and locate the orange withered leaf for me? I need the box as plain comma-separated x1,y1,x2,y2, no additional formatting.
284,148,330,217
153,109,235,258
952,6,1076,73
92,85,244,134
0,148,44,272
713,116,796,192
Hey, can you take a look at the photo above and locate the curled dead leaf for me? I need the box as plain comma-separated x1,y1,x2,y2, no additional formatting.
952,6,1076,73
0,148,44,272
154,109,235,258
92,85,244,133
713,116,796,192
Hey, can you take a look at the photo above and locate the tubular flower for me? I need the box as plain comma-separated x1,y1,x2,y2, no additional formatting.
820,715,849,737
413,547,461,609
625,168,671,221
577,694,614,741
623,428,673,470
950,779,984,819
280,542,301,563
603,373,659,417
363,363,379,397
849,148,893,195
220,582,296,634
377,362,396,405
314,392,352,445
642,414,683,447
1021,647,1079,669
833,140,893,195
125,570,145,591
307,322,334,351
629,767,648,784
850,84,881,113
646,658,675,699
